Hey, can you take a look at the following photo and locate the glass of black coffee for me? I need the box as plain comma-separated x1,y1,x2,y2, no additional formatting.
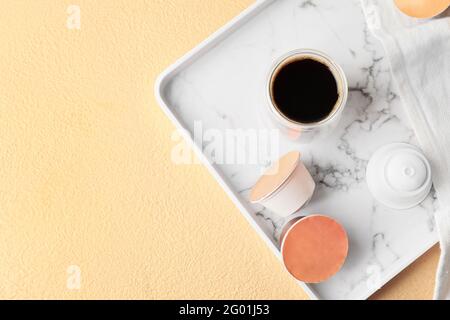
266,49,348,143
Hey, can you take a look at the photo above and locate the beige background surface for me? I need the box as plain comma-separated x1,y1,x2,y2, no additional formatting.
0,0,440,299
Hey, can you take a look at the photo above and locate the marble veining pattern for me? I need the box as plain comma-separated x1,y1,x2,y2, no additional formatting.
162,0,438,299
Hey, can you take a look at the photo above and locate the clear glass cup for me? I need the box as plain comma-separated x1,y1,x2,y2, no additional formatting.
266,49,348,143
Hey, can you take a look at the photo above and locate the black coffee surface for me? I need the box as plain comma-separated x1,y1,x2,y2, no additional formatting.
271,58,339,124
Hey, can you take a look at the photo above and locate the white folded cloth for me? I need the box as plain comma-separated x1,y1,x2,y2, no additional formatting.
360,0,450,299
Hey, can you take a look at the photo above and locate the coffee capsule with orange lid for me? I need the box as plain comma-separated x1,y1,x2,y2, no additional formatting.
281,215,348,283
249,151,315,217
394,0,450,19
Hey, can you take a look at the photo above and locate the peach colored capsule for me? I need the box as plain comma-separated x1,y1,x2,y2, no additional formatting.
249,151,315,217
394,0,450,19
281,215,348,283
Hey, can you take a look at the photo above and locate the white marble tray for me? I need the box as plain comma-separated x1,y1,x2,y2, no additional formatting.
155,0,438,300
